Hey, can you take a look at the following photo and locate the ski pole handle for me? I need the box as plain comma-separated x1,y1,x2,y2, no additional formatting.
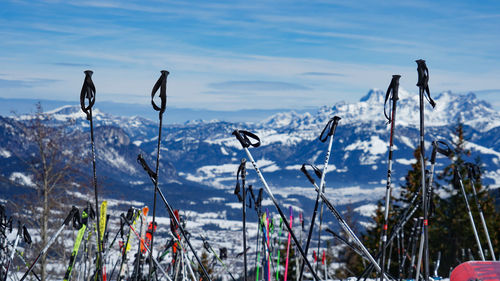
466,162,480,180
240,158,246,180
300,165,316,185
416,59,436,108
80,70,95,120
232,130,261,148
64,206,79,226
384,75,401,122
300,163,323,185
430,141,438,165
319,116,341,142
151,70,169,116
416,60,428,88
137,154,157,184
23,225,31,244
436,140,452,157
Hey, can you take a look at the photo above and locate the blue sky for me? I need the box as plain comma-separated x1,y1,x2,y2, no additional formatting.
1,0,499,111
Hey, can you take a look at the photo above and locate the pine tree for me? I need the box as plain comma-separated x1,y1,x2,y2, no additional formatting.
430,123,500,275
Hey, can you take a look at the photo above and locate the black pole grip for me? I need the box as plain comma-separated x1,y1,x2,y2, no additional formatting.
137,154,157,184
301,164,316,185
384,75,401,122
80,70,96,120
430,141,438,165
23,225,31,244
465,162,480,181
416,60,428,88
151,70,169,116
319,116,341,142
64,206,79,226
16,220,22,235
436,141,452,157
416,59,436,108
232,130,261,148
240,158,246,180
72,209,82,229
256,188,263,209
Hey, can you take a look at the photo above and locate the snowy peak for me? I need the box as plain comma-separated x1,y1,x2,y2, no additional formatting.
359,88,385,103
258,89,500,132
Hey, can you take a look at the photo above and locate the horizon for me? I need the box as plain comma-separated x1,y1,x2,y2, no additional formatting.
0,88,495,124
1,0,500,112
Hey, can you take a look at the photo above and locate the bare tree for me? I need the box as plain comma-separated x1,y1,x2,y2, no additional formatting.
6,103,89,281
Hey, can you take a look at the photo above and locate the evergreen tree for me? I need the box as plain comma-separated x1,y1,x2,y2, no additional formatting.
357,123,500,279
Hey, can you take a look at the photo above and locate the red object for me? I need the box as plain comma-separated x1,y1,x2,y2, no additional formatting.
313,250,317,262
322,250,326,265
450,261,500,281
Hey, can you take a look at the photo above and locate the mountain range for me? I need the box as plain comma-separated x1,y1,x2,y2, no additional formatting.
1,89,499,276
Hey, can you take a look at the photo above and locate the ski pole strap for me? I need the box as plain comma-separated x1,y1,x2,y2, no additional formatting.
137,154,157,184
72,209,82,229
80,70,96,121
232,130,261,148
319,116,341,142
23,225,31,244
300,163,322,185
436,140,452,157
384,75,401,122
415,59,436,108
151,70,169,116
64,206,79,226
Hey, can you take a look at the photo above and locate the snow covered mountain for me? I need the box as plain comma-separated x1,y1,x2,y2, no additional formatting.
1,89,499,279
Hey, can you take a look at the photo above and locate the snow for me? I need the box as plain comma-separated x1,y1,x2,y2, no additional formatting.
354,204,378,217
100,148,136,174
345,136,387,155
0,148,11,158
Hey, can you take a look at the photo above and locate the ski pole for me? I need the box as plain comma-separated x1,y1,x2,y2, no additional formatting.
284,207,293,281
20,207,79,281
64,205,95,281
453,166,485,260
117,208,139,281
148,70,169,281
415,59,436,281
326,229,367,260
120,213,172,281
201,236,236,281
80,70,104,281
296,116,340,280
466,162,496,260
358,192,420,280
3,221,29,281
301,165,389,279
232,129,321,281
409,217,423,279
275,218,283,281
432,251,441,278
315,116,341,275
137,154,212,281
266,209,271,281
379,75,400,281
234,158,248,281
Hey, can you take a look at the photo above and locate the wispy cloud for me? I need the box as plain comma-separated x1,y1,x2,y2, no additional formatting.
302,72,345,77
0,78,59,88
209,81,310,91
52,62,92,67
